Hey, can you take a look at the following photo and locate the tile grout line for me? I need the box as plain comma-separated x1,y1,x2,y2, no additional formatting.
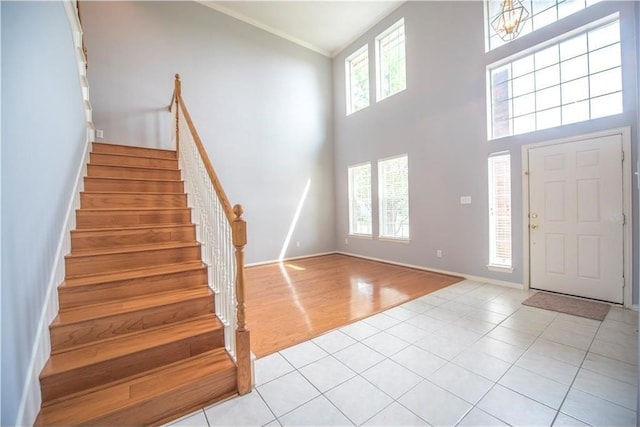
377,285,515,426
281,295,456,425
201,407,211,427
189,283,637,427
499,309,577,426
546,314,603,426
451,298,554,426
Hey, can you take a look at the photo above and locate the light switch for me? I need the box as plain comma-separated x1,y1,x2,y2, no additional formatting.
460,196,472,205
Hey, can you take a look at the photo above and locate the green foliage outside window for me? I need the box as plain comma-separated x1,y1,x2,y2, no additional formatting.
378,20,406,100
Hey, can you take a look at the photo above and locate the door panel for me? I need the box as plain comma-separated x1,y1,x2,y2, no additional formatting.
528,134,624,303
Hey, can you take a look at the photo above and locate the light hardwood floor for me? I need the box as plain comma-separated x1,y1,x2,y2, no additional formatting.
245,254,463,357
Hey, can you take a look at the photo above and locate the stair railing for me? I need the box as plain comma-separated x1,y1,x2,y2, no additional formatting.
169,74,251,394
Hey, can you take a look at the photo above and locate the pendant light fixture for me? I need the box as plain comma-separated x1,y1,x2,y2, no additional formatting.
491,0,530,41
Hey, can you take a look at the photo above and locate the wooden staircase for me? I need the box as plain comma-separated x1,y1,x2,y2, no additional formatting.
35,142,239,426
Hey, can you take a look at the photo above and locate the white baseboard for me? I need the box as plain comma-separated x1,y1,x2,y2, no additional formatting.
453,272,524,290
245,251,336,268
249,250,525,291
15,135,91,427
335,251,525,290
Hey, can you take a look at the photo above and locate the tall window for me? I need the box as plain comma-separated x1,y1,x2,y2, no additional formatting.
346,45,370,115
378,155,409,239
486,0,602,51
488,18,622,139
376,18,406,101
488,153,512,269
348,163,372,235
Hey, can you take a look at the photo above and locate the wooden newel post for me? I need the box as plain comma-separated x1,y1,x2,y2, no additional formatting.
174,73,182,100
232,204,251,394
173,74,181,156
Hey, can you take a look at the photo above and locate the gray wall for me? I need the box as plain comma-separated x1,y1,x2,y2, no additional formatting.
333,1,639,299
1,2,87,425
81,1,335,264
636,0,640,417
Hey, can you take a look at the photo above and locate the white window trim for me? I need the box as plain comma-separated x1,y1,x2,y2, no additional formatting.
486,13,622,140
488,151,512,270
345,44,370,116
375,17,406,102
378,153,410,241
348,161,372,237
349,234,373,240
487,264,514,273
379,236,411,243
488,12,619,70
484,0,603,52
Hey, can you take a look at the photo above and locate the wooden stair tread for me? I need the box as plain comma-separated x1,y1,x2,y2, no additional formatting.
41,315,221,376
92,142,177,159
61,261,205,288
89,153,178,169
65,242,201,278
90,151,177,162
85,176,183,184
88,163,179,172
80,193,188,210
68,241,200,257
53,287,212,325
78,207,189,212
70,223,196,250
87,165,182,181
75,208,192,227
83,179,185,194
81,190,185,195
37,348,235,425
71,223,193,234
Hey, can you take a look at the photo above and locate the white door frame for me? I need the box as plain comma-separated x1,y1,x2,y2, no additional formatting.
521,127,633,307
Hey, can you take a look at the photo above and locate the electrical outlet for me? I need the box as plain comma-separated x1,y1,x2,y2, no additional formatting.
460,196,472,205
96,129,104,138
436,249,442,258
345,238,349,245
296,241,300,248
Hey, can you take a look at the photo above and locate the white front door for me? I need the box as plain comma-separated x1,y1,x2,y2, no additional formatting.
528,134,624,304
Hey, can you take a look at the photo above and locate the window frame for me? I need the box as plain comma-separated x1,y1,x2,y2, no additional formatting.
487,152,513,271
345,44,370,115
375,18,407,102
377,154,410,241
487,14,622,140
485,0,602,52
348,162,373,237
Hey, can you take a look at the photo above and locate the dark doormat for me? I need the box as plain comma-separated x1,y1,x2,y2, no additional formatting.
522,291,611,321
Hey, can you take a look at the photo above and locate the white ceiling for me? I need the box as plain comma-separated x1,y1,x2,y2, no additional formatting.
198,1,404,57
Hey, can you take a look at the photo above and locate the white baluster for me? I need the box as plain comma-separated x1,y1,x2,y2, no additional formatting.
174,108,240,360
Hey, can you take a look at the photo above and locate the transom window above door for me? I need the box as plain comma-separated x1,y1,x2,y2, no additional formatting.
487,17,622,140
485,0,602,51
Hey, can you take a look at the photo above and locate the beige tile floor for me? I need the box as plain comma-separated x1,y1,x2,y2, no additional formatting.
167,280,639,426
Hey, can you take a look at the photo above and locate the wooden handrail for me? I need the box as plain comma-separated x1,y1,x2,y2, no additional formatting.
171,74,234,223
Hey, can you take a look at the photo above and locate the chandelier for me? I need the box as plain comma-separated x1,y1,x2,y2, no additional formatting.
491,0,530,41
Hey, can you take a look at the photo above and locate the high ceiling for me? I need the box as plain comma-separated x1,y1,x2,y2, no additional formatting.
198,1,405,57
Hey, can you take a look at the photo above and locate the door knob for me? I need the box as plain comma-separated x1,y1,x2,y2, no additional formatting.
530,224,538,229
